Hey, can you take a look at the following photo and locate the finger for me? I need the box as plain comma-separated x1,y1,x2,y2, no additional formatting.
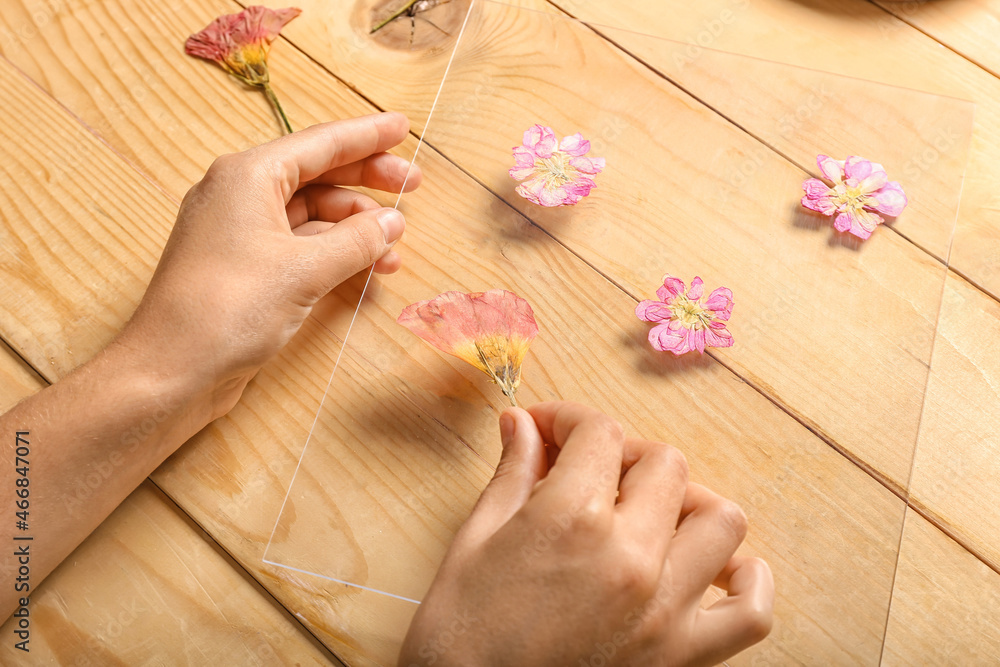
615,439,689,564
256,112,411,201
668,483,748,604
286,185,380,229
303,206,405,294
451,408,547,550
306,152,423,194
691,556,775,665
373,250,402,274
526,402,625,505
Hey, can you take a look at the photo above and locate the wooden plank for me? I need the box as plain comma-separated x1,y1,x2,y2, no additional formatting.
0,345,339,664
0,48,908,665
241,0,946,489
0,341,43,411
909,272,1000,570
2,0,960,487
0,0,449,200
874,0,1000,79
0,481,340,665
0,52,409,665
535,0,1000,303
881,509,1000,665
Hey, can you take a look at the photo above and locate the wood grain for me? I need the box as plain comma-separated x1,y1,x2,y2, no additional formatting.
0,0,403,200
0,481,340,666
881,509,1000,665
539,0,1000,303
0,346,339,664
1,0,998,664
0,48,414,666
0,0,960,489
0,342,43,412
0,22,910,665
875,0,1000,79
909,272,1000,570
254,0,950,488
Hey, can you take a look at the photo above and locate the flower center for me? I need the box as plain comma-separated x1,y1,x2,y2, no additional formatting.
669,295,713,330
538,152,576,186
832,184,876,213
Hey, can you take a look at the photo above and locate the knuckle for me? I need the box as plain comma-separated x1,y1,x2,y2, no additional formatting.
592,413,625,442
347,222,382,267
569,495,610,534
613,548,660,597
649,443,689,482
740,594,774,643
206,151,242,178
715,499,749,542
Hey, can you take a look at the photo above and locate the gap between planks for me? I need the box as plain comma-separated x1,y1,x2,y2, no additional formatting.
870,0,1000,82
4,2,1000,649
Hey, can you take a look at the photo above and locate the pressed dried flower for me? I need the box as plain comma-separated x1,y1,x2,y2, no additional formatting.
801,155,908,240
398,290,539,405
509,124,605,207
185,6,301,134
636,276,734,355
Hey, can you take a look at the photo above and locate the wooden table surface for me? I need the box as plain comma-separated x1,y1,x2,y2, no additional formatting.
1,0,999,664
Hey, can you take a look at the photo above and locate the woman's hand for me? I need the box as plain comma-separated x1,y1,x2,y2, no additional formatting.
400,402,774,667
122,111,421,419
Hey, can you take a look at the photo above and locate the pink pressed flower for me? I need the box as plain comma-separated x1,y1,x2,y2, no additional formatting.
509,125,605,207
398,290,539,405
185,6,301,133
801,155,908,240
636,276,734,355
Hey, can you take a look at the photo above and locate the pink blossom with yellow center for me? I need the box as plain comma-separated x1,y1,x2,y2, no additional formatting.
801,155,908,240
509,125,605,207
636,276,734,355
398,290,539,405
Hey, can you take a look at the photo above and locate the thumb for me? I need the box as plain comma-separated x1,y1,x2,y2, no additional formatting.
452,408,547,549
309,206,405,292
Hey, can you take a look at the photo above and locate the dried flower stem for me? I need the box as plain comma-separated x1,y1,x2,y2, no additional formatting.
371,0,420,33
262,83,293,134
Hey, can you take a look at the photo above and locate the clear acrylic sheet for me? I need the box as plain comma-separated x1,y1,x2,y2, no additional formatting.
264,0,974,604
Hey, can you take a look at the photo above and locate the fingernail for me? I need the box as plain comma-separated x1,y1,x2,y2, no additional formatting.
377,208,404,244
499,412,516,449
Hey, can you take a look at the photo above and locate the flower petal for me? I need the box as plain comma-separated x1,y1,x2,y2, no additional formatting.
843,156,873,182
834,210,880,239
870,181,908,217
853,208,884,235
649,323,691,355
538,184,573,207
569,156,605,175
703,326,734,349
398,290,539,399
802,178,832,200
857,170,888,194
185,6,300,73
635,300,672,323
558,132,591,156
686,276,704,300
656,276,687,302
523,124,557,158
704,287,734,320
833,211,854,234
817,154,845,183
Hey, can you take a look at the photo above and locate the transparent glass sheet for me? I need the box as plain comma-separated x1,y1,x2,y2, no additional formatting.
264,0,974,604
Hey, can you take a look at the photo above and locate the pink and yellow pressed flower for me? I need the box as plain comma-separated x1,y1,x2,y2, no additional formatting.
801,155,908,240
398,290,539,406
636,276,734,355
185,6,301,134
509,124,605,207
